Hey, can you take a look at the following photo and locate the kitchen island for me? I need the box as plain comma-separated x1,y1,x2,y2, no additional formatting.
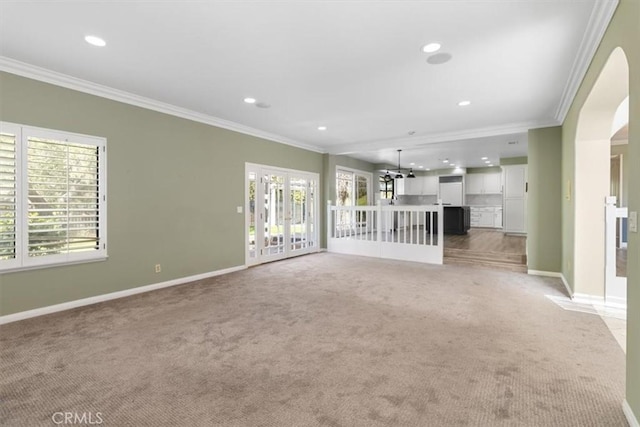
424,206,471,235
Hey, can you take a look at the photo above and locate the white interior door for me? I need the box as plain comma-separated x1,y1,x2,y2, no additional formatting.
246,164,319,266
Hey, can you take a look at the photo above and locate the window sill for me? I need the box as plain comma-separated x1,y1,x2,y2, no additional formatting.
0,256,109,275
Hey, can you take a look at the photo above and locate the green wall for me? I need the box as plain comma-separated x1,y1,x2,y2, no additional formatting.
0,72,324,316
466,166,502,174
527,127,562,273
500,156,528,165
560,0,639,418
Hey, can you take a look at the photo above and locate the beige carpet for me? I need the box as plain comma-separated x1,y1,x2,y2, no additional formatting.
0,253,627,426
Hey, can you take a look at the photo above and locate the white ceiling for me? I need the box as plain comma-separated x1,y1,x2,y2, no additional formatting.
0,1,616,169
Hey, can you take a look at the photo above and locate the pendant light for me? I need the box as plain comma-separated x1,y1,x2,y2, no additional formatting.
394,149,415,179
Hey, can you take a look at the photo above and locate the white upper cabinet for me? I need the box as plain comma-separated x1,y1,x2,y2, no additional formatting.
465,172,502,194
483,172,502,193
422,176,438,195
400,176,438,195
466,174,483,194
395,177,406,195
403,177,422,195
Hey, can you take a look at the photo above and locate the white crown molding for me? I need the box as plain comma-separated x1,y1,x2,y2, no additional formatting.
329,119,559,155
0,264,246,325
0,56,326,154
554,0,619,123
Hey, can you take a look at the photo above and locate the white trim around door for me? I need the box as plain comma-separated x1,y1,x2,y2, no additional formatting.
245,163,320,266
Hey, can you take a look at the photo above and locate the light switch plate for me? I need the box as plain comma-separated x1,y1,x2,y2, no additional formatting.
237,206,243,214
629,211,638,233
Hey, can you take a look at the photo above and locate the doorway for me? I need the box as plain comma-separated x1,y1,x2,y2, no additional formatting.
574,47,629,307
246,163,319,266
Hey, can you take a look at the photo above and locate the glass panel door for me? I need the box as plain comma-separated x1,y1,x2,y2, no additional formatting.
247,171,257,262
289,177,308,254
246,164,319,266
262,171,286,262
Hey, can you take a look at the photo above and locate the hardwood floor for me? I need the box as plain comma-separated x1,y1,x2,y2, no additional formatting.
445,228,526,254
443,229,626,277
444,228,527,272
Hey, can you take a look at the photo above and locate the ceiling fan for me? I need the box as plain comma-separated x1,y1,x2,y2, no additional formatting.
382,149,416,182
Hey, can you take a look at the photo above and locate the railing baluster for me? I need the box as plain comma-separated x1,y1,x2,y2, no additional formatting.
429,211,433,246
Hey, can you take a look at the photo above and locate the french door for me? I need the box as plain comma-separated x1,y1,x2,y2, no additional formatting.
246,164,319,266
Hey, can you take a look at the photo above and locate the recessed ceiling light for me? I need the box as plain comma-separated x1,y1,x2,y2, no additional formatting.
458,100,471,107
443,159,449,163
422,42,441,53
485,160,491,164
243,97,256,104
317,126,327,131
488,164,494,167
409,162,415,166
418,165,424,169
481,156,488,160
85,35,106,47
255,102,271,109
425,168,430,171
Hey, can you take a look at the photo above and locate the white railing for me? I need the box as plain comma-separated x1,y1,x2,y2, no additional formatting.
327,202,444,264
605,196,627,307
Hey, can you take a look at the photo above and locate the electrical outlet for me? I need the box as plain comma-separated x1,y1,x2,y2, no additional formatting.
629,211,638,233
155,264,161,273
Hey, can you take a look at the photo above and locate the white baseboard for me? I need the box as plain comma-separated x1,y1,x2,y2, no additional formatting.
528,270,573,298
604,296,627,309
572,292,606,306
560,274,572,298
624,400,640,427
0,265,247,325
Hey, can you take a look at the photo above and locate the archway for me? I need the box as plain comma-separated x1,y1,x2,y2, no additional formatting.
573,47,629,302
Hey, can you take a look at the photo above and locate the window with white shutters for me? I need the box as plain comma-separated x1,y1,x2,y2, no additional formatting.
0,122,107,272
0,130,18,267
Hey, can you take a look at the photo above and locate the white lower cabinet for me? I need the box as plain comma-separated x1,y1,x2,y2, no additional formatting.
470,206,503,228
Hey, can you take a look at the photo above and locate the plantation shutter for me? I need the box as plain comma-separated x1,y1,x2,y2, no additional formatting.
27,136,101,258
0,131,17,262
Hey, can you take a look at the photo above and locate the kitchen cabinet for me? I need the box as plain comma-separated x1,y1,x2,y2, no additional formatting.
422,176,438,195
395,178,405,195
400,176,438,195
502,165,527,233
470,206,503,228
494,207,503,228
444,206,470,235
466,172,502,195
402,177,421,195
425,207,470,235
